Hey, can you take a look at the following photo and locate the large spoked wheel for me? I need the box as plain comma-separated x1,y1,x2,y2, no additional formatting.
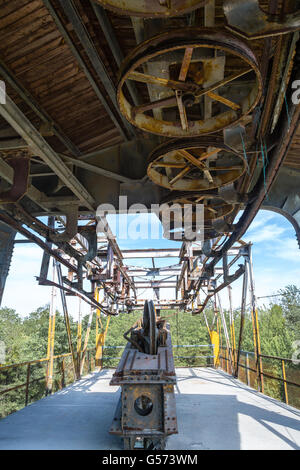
160,191,235,221
117,28,262,137
147,137,246,191
159,191,234,241
162,222,219,241
95,1,208,18
143,300,157,355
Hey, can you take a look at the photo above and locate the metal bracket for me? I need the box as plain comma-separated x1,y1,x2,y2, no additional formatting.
224,0,300,39
0,151,30,203
50,207,79,243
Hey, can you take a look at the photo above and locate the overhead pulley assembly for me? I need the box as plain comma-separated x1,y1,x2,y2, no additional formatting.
117,28,262,138
147,137,247,191
94,0,208,18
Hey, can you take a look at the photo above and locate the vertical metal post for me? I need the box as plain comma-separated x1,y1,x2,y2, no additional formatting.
55,260,77,380
210,330,219,367
95,287,110,368
77,298,82,377
25,363,31,406
246,353,250,387
247,245,264,393
217,292,233,371
95,287,102,367
228,285,236,370
281,359,289,404
61,359,65,388
80,304,94,376
235,259,248,378
217,318,223,368
46,260,57,395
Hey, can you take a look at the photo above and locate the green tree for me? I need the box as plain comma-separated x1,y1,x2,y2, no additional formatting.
279,285,300,336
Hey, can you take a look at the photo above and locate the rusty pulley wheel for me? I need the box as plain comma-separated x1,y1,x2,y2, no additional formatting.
143,300,157,355
159,192,231,241
160,191,235,221
117,28,262,137
147,137,247,191
162,221,219,241
94,0,208,18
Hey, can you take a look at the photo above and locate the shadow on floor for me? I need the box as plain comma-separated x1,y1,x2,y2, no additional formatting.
0,370,299,450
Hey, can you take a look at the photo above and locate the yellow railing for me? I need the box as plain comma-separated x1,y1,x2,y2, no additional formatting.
219,347,300,408
0,348,96,411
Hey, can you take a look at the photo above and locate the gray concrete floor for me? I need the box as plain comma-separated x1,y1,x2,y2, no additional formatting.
0,368,299,450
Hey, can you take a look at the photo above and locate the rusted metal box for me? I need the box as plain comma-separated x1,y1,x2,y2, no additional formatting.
109,324,177,450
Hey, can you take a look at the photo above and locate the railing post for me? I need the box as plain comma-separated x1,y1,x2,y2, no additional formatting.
55,260,77,382
246,246,264,393
61,359,65,389
246,353,250,387
77,298,82,379
25,363,31,406
46,262,57,396
209,330,219,368
281,359,289,405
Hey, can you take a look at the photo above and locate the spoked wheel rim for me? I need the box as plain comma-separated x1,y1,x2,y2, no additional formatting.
160,191,235,221
147,137,246,191
95,1,208,18
162,223,219,241
117,28,262,137
143,300,157,355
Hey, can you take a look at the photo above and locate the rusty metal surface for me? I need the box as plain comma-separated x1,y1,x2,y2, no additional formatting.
96,0,208,17
147,137,247,191
224,0,300,39
110,330,176,384
110,303,177,448
0,150,30,203
117,28,262,137
161,191,235,221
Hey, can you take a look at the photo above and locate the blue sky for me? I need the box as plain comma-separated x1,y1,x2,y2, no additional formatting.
2,209,300,318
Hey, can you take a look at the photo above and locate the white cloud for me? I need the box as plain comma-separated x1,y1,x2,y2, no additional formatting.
247,211,277,232
244,223,287,244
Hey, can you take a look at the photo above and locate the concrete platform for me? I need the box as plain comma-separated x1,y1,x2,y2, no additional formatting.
0,368,299,450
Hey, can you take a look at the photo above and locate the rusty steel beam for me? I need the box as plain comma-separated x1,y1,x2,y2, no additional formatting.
0,211,78,273
0,94,95,210
90,1,140,106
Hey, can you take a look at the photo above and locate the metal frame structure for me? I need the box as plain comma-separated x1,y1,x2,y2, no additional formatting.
0,0,299,447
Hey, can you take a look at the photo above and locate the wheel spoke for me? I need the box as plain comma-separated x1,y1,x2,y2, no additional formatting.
207,91,240,111
195,196,206,203
187,148,222,162
127,71,198,93
167,147,225,185
153,162,186,169
131,96,177,116
195,68,253,99
178,149,207,170
178,47,194,82
176,91,189,130
169,165,191,186
209,165,243,171
206,205,218,214
203,169,214,183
